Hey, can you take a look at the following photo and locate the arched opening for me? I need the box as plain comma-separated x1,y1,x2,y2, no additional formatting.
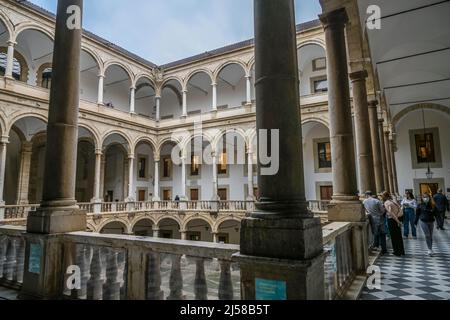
159,141,178,201
104,64,131,112
215,130,247,201
16,28,54,86
160,79,183,120
158,218,181,239
103,133,130,202
100,221,128,235
302,121,332,201
80,50,100,103
133,219,154,237
134,140,156,201
0,49,28,82
186,219,213,242
217,220,241,244
5,117,47,205
298,44,327,96
75,127,96,202
185,135,213,201
186,71,212,115
135,77,156,119
216,63,246,109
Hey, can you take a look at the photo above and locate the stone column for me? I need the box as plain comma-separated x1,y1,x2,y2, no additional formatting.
97,74,104,105
99,155,106,201
92,149,102,201
211,152,218,200
126,154,135,201
384,131,394,193
152,227,160,238
182,90,187,118
0,138,8,219
212,82,218,111
153,158,160,201
245,75,252,105
319,8,368,273
247,149,255,200
368,101,384,193
16,142,33,205
5,41,16,78
180,230,187,241
180,154,187,200
389,138,399,195
235,0,325,300
129,86,136,114
155,96,161,121
213,233,219,243
350,70,375,195
378,119,389,192
22,0,86,300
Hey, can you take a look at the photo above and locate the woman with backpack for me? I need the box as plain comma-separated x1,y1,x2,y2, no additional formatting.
382,191,406,257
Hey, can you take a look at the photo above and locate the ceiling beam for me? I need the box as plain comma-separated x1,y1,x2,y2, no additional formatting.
389,97,450,107
384,78,450,90
377,47,450,65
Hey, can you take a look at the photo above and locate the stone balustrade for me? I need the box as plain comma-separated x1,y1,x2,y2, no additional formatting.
0,221,366,300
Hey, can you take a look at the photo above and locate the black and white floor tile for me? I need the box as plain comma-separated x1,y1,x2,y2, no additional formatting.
361,219,450,300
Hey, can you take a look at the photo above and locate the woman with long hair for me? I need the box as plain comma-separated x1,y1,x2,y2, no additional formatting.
401,191,418,239
382,191,406,256
415,193,438,257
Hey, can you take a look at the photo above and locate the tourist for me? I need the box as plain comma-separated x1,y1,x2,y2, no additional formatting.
401,191,417,239
415,193,438,256
363,191,387,255
433,189,449,230
382,191,405,257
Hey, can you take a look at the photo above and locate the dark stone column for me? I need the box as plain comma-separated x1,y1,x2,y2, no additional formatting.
384,131,394,193
389,138,399,195
378,119,389,192
235,0,324,300
350,70,376,195
368,101,384,193
21,0,86,300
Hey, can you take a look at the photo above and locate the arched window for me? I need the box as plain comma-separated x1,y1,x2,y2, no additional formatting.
41,67,52,89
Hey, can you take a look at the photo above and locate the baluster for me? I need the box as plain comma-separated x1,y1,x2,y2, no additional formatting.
147,252,164,300
87,247,104,300
194,258,208,300
218,260,233,300
75,245,91,299
167,254,184,300
14,237,25,283
103,249,121,300
5,237,17,281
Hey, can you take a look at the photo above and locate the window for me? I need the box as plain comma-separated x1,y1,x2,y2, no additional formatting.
138,157,147,179
41,68,52,89
318,142,332,169
415,133,436,164
162,157,172,178
188,232,201,241
218,151,228,175
218,188,228,201
218,234,229,244
313,57,327,71
313,78,328,93
190,155,200,176
0,53,22,80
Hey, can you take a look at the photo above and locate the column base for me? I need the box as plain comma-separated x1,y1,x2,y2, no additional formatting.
240,216,323,260
328,201,365,222
351,221,370,273
26,207,87,234
19,233,65,300
232,252,325,300
152,196,161,202
0,200,5,220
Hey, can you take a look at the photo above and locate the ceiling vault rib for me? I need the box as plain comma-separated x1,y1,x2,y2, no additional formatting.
379,0,450,21
384,78,450,90
376,47,450,65
389,97,450,107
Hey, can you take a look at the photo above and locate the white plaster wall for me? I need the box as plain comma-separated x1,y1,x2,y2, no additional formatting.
302,123,332,200
299,65,327,96
133,143,155,200
160,88,182,119
80,70,99,103
104,146,125,201
217,77,246,109
4,131,21,204
395,109,450,196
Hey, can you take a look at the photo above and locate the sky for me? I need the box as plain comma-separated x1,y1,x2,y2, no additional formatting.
29,0,322,66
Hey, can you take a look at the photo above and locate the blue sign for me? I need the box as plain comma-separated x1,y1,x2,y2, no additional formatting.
29,243,42,274
255,278,287,300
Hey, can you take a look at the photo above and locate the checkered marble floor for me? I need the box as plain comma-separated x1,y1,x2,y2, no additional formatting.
360,219,450,300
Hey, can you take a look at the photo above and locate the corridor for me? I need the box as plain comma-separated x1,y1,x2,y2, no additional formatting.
361,220,450,300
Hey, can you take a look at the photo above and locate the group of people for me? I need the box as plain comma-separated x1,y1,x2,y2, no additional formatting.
364,189,449,257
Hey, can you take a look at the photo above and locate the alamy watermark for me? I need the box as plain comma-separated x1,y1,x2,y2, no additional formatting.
366,5,381,30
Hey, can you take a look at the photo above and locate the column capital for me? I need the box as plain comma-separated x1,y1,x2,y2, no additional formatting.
349,70,368,82
182,89,188,94
245,75,252,79
130,86,136,90
0,136,9,144
155,94,161,100
211,82,217,87
7,40,17,47
128,154,135,160
319,7,349,29
95,149,103,156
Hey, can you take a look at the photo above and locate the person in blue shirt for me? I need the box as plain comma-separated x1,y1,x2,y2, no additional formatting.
433,189,449,230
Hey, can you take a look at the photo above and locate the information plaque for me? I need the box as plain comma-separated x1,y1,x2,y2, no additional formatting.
255,278,287,300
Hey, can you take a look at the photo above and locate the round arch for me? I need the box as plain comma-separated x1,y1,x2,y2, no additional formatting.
0,46,29,82
133,136,157,154
0,12,13,41
101,131,133,153
392,103,450,128
13,24,55,42
301,117,330,129
98,219,130,235
130,216,157,232
133,74,155,88
6,113,48,137
213,216,242,234
297,39,326,51
181,216,214,233
161,76,183,90
214,60,247,79
81,46,103,71
103,61,133,81
212,128,248,153
184,69,213,88
156,137,182,156
78,123,101,150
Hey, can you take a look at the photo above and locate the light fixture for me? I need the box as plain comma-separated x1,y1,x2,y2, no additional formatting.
426,165,434,180
421,107,433,180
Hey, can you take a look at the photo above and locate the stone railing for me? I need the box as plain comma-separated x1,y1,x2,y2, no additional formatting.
1,205,39,220
308,200,331,213
0,221,364,300
322,222,356,300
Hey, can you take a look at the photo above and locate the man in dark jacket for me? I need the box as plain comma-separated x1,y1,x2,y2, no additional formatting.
433,189,449,230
